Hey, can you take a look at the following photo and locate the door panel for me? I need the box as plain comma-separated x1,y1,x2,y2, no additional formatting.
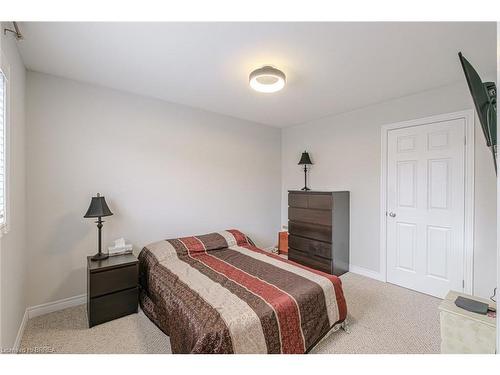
426,225,451,280
397,161,417,208
386,118,465,298
396,222,416,272
428,158,451,210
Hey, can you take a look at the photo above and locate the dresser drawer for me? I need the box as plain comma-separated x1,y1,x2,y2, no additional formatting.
89,264,138,298
288,207,332,226
307,194,332,210
288,221,332,243
89,287,138,327
288,248,332,274
289,193,308,208
289,235,331,259
289,193,333,210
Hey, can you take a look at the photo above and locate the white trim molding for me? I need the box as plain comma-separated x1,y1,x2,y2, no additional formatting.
349,265,385,282
496,21,499,354
0,50,11,236
27,294,86,319
10,295,86,353
380,109,475,294
12,309,28,353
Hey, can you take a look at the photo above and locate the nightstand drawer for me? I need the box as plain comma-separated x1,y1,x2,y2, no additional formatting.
89,264,138,298
89,287,138,327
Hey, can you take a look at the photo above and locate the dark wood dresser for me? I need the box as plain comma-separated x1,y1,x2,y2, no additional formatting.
288,191,349,276
87,254,138,328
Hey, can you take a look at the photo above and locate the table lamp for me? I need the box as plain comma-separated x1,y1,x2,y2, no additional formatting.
84,193,113,261
298,151,313,191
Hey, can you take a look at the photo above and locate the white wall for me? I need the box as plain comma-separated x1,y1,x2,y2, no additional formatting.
26,71,281,307
0,24,27,349
281,81,497,299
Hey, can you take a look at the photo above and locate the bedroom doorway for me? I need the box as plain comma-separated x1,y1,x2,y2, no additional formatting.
380,110,475,298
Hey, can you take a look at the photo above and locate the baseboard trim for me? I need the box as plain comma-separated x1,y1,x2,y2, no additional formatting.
27,294,87,319
12,309,28,352
349,265,385,282
11,295,86,353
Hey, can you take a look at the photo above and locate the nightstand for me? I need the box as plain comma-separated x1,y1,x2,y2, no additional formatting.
87,253,138,328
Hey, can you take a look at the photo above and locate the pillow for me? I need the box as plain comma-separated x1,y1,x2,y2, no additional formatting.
173,229,252,254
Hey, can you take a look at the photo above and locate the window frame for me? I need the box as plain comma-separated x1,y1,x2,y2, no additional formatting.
0,51,11,236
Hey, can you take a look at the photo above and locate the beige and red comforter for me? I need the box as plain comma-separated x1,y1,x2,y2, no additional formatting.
139,229,347,354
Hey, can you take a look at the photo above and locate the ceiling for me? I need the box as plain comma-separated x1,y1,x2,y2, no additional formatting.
16,22,497,127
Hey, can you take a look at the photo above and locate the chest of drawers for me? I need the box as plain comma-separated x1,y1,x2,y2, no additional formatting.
288,191,349,276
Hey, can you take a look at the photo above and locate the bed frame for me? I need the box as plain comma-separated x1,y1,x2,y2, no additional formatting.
305,318,350,353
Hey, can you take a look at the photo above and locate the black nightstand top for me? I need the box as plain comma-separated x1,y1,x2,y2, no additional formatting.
87,253,138,272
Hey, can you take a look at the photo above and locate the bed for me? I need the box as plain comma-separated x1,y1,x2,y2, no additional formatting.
138,229,347,354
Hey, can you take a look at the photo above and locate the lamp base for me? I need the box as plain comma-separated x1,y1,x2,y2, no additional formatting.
91,252,109,261
301,186,311,191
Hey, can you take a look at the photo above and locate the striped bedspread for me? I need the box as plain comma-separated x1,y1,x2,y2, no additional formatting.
138,229,347,354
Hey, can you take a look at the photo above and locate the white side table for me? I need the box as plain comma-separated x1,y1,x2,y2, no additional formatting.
439,291,496,353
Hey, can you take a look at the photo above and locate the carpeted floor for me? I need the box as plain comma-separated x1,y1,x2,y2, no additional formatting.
19,273,441,354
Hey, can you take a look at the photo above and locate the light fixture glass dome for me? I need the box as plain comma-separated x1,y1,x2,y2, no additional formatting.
249,66,286,93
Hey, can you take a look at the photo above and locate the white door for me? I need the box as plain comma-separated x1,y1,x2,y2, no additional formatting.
386,118,465,298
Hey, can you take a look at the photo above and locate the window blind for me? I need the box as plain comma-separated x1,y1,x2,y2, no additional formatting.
0,70,6,226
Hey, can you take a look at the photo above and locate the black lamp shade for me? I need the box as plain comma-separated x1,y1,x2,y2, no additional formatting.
298,151,313,165
84,194,113,218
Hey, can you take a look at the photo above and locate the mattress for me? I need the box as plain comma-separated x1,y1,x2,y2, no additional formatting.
138,229,347,354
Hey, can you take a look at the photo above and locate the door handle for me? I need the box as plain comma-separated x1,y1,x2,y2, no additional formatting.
388,212,396,218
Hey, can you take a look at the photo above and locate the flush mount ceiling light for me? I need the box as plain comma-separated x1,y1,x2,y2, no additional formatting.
249,66,286,93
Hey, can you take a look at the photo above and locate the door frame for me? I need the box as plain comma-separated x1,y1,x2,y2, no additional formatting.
380,109,475,294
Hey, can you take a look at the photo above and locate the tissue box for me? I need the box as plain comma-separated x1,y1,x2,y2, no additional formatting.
108,244,133,256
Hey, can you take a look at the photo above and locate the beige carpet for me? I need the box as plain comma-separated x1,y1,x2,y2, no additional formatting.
19,273,441,354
